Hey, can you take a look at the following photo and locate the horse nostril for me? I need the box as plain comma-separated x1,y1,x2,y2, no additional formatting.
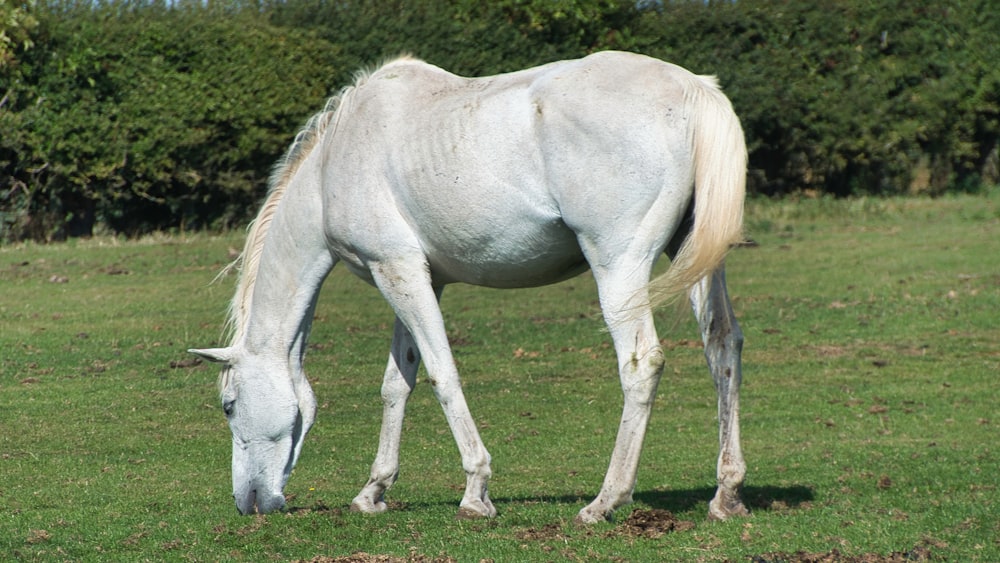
235,489,259,515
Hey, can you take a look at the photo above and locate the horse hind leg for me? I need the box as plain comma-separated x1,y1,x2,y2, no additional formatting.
576,261,665,524
351,317,420,513
691,265,750,520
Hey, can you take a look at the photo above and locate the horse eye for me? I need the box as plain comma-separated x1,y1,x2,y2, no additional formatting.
223,400,235,417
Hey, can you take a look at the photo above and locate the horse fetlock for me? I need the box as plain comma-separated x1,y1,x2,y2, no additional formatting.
351,478,392,514
578,486,636,524
718,452,747,488
461,452,492,481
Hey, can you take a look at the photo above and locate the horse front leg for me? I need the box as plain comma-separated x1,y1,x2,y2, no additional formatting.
369,267,496,519
351,317,420,513
691,265,750,520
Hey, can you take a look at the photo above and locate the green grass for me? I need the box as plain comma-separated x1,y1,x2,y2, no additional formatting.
1,191,998,561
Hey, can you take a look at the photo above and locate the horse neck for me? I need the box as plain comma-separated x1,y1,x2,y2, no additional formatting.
240,168,333,367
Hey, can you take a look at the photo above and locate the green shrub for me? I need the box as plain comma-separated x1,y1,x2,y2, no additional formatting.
1,0,998,241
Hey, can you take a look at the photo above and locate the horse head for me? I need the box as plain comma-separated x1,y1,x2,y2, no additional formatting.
189,346,315,515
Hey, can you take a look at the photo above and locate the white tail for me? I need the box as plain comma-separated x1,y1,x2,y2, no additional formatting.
649,74,746,308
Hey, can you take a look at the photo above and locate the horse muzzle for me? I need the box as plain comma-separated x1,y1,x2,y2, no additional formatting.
232,441,292,515
235,487,286,515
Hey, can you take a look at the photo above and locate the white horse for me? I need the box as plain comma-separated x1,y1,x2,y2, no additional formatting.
191,51,749,523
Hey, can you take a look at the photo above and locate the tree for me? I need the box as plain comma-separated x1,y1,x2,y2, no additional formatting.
0,0,36,69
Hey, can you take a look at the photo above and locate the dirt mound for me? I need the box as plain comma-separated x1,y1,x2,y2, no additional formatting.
614,508,695,539
749,545,932,563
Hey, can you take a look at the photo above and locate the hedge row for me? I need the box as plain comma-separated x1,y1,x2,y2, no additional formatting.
1,0,998,240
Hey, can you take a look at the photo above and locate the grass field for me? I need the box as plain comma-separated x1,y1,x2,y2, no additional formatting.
2,191,998,561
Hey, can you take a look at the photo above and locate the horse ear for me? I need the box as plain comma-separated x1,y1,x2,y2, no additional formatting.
188,347,234,364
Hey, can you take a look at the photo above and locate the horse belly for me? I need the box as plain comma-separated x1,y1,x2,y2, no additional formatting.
421,214,588,288
390,114,587,287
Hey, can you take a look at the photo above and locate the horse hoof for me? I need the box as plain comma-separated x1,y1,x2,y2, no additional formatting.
350,498,388,514
456,499,496,520
708,493,750,521
456,507,484,520
456,506,493,520
574,507,612,526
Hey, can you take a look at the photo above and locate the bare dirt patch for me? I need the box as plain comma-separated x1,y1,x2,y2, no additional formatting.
748,545,932,562
297,554,455,563
515,522,567,542
611,508,695,539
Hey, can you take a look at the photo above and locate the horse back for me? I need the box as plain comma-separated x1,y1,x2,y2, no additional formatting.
321,52,707,287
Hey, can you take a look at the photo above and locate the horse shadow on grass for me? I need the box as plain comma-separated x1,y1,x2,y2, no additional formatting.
480,484,815,518
285,484,815,518
633,484,815,515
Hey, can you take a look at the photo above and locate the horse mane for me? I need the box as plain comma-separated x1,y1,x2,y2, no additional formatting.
220,57,417,348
